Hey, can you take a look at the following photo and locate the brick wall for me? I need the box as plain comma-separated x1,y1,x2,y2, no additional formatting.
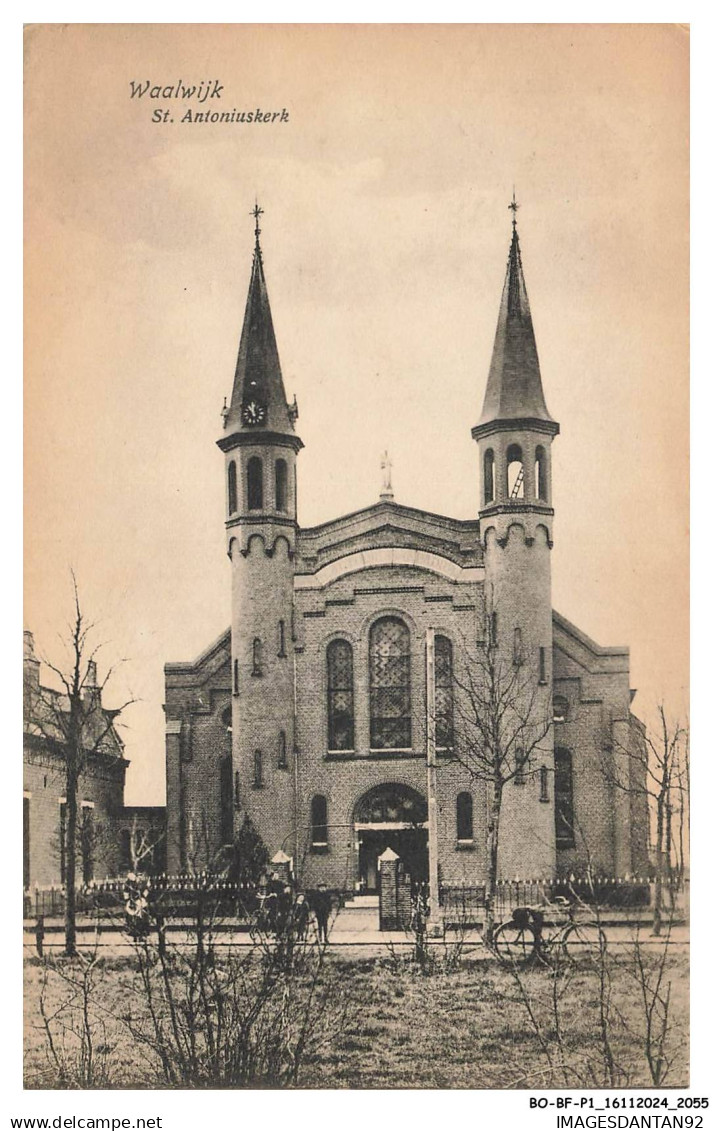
166,514,645,891
23,745,127,888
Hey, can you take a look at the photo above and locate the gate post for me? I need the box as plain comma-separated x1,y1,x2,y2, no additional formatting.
378,847,400,931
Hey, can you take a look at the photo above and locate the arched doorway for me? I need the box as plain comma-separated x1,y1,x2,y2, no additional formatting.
354,783,428,893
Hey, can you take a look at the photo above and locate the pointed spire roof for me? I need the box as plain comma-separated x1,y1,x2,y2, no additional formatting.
220,204,300,443
474,200,558,436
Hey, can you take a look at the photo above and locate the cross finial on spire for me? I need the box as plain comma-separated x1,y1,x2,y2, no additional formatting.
508,189,519,228
380,450,394,502
251,200,264,246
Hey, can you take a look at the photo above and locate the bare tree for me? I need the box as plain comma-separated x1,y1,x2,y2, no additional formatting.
23,575,135,956
446,613,553,943
124,814,165,875
604,704,687,936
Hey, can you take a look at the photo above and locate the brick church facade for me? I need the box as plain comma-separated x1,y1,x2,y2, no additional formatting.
164,205,649,892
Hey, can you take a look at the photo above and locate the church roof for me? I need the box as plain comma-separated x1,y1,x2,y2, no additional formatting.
221,209,298,440
475,213,557,433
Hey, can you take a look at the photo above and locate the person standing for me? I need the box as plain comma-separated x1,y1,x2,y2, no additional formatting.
313,883,331,945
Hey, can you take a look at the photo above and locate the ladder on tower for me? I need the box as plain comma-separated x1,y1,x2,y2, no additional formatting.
510,465,525,498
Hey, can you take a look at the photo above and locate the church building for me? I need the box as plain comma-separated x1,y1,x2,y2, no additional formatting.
164,203,649,893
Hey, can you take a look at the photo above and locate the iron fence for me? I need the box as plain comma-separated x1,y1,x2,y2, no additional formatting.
439,876,691,926
23,874,262,922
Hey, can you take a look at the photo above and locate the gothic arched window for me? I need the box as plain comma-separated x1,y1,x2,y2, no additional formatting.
252,637,263,677
507,443,524,499
311,794,328,847
456,792,473,842
277,730,288,769
326,639,355,751
435,634,454,749
228,460,237,514
483,448,495,504
275,458,288,512
369,617,411,750
247,456,263,510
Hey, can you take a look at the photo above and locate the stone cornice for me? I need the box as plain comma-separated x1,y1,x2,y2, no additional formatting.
217,430,304,455
471,417,560,441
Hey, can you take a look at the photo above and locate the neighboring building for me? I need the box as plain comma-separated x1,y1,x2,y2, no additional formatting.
22,629,165,891
164,205,649,891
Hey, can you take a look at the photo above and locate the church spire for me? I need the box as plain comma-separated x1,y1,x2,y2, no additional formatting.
221,203,299,440
474,196,557,434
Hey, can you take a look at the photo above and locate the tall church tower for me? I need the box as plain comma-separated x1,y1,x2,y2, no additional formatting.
217,205,303,860
471,199,559,878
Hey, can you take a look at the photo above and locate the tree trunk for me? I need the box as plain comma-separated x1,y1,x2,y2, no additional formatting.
484,779,503,946
652,793,665,937
64,771,78,957
664,799,675,913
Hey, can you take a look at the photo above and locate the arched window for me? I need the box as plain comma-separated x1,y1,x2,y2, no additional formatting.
311,794,328,847
275,458,288,512
435,634,454,748
278,620,286,657
233,659,239,696
247,456,263,510
252,637,263,676
554,748,575,847
483,448,495,504
253,750,263,789
490,611,498,646
369,617,411,750
277,730,288,769
539,765,550,802
228,460,237,514
327,639,355,751
456,792,473,842
513,627,523,666
514,749,526,785
535,446,547,502
507,443,524,499
220,755,233,843
553,695,569,723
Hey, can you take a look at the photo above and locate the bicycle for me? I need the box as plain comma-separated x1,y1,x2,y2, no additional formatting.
492,896,607,968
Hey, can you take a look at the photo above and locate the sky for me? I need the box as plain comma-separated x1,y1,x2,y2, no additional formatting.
24,24,689,804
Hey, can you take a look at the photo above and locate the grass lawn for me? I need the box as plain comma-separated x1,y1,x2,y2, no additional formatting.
24,948,688,1090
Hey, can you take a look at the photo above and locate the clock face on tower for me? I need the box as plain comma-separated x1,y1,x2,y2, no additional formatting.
241,399,266,427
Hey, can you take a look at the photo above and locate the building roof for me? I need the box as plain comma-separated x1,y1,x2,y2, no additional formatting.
476,218,557,431
221,214,298,440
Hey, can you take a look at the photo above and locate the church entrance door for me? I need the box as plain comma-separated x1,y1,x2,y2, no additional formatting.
357,827,428,894
353,783,429,895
